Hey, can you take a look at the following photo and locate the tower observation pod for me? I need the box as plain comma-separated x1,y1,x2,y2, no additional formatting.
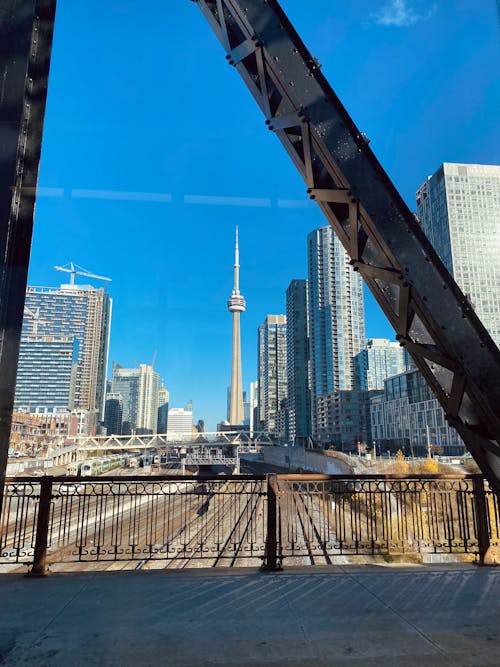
227,228,246,425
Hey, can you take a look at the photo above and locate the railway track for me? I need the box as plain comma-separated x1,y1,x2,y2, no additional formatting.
279,481,332,565
1,475,206,571
162,481,265,569
211,480,264,567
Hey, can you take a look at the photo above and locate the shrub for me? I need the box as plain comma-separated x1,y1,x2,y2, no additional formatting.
392,449,410,475
415,457,439,474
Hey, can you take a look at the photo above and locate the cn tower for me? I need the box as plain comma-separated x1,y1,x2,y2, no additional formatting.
227,227,246,424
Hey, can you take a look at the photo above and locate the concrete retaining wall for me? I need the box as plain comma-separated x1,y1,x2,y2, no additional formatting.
244,446,353,474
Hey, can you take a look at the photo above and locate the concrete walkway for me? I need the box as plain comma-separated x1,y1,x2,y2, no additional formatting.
1,564,499,666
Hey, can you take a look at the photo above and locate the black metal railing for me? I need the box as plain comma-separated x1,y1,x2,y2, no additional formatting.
0,473,498,573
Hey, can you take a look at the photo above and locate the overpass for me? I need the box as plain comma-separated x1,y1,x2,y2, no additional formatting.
66,430,274,471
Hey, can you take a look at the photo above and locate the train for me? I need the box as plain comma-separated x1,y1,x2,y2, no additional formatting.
67,453,141,476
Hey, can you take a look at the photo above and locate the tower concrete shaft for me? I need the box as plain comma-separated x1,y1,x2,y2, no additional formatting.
227,228,246,424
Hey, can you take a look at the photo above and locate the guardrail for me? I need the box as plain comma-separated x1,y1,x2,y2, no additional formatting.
0,474,498,573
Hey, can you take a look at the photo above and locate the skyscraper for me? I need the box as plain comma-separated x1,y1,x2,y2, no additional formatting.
258,315,287,436
286,279,311,444
307,227,365,436
416,162,500,345
227,228,246,424
14,337,78,412
157,385,170,434
111,363,160,435
104,393,123,435
249,381,259,435
22,284,112,430
354,338,408,391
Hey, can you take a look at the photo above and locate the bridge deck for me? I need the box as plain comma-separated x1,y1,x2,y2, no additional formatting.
1,564,498,666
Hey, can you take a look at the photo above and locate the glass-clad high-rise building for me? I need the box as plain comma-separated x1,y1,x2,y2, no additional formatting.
257,315,287,436
354,338,408,391
22,284,112,427
416,163,500,346
286,280,311,444
307,227,365,435
157,385,170,434
111,363,160,435
14,337,78,412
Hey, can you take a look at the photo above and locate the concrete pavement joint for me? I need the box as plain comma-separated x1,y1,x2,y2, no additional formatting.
12,575,95,665
344,570,452,661
274,574,316,657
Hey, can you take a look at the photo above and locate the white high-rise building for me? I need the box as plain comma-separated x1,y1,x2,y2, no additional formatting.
167,407,193,438
416,162,500,346
249,381,259,436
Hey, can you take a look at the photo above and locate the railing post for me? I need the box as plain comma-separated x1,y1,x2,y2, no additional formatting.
472,475,491,565
29,477,53,576
262,473,281,571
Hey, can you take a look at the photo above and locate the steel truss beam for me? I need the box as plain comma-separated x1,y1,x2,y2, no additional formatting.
0,0,57,516
192,0,500,493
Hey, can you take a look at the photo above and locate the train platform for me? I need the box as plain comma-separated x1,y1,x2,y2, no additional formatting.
0,563,499,666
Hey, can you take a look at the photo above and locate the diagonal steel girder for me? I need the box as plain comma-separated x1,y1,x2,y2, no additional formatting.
191,0,500,494
0,0,57,516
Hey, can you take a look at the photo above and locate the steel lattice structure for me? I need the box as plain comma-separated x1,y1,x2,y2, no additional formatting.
0,0,56,517
191,0,500,493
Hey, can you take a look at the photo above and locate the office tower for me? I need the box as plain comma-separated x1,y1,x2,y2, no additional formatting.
258,315,287,436
14,337,78,412
167,407,193,437
157,385,170,433
416,163,500,345
22,284,112,429
249,381,259,435
104,393,123,435
354,338,408,391
227,228,246,424
307,226,365,435
286,279,311,445
371,369,465,456
243,391,250,425
111,363,159,435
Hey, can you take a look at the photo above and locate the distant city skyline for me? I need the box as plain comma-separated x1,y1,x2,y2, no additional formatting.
26,1,499,430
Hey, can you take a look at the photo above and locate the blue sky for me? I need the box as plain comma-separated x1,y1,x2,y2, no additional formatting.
30,0,499,430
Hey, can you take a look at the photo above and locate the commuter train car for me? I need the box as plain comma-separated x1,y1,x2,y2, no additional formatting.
69,455,128,477
127,455,141,468
67,461,83,476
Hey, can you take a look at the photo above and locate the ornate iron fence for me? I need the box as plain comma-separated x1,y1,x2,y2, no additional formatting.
275,475,499,565
0,473,498,573
0,475,267,572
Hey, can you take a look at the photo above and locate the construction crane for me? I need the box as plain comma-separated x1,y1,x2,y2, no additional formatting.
23,306,48,338
193,0,500,495
54,262,111,286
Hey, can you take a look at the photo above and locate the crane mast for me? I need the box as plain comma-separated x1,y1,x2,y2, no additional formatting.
192,0,500,494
